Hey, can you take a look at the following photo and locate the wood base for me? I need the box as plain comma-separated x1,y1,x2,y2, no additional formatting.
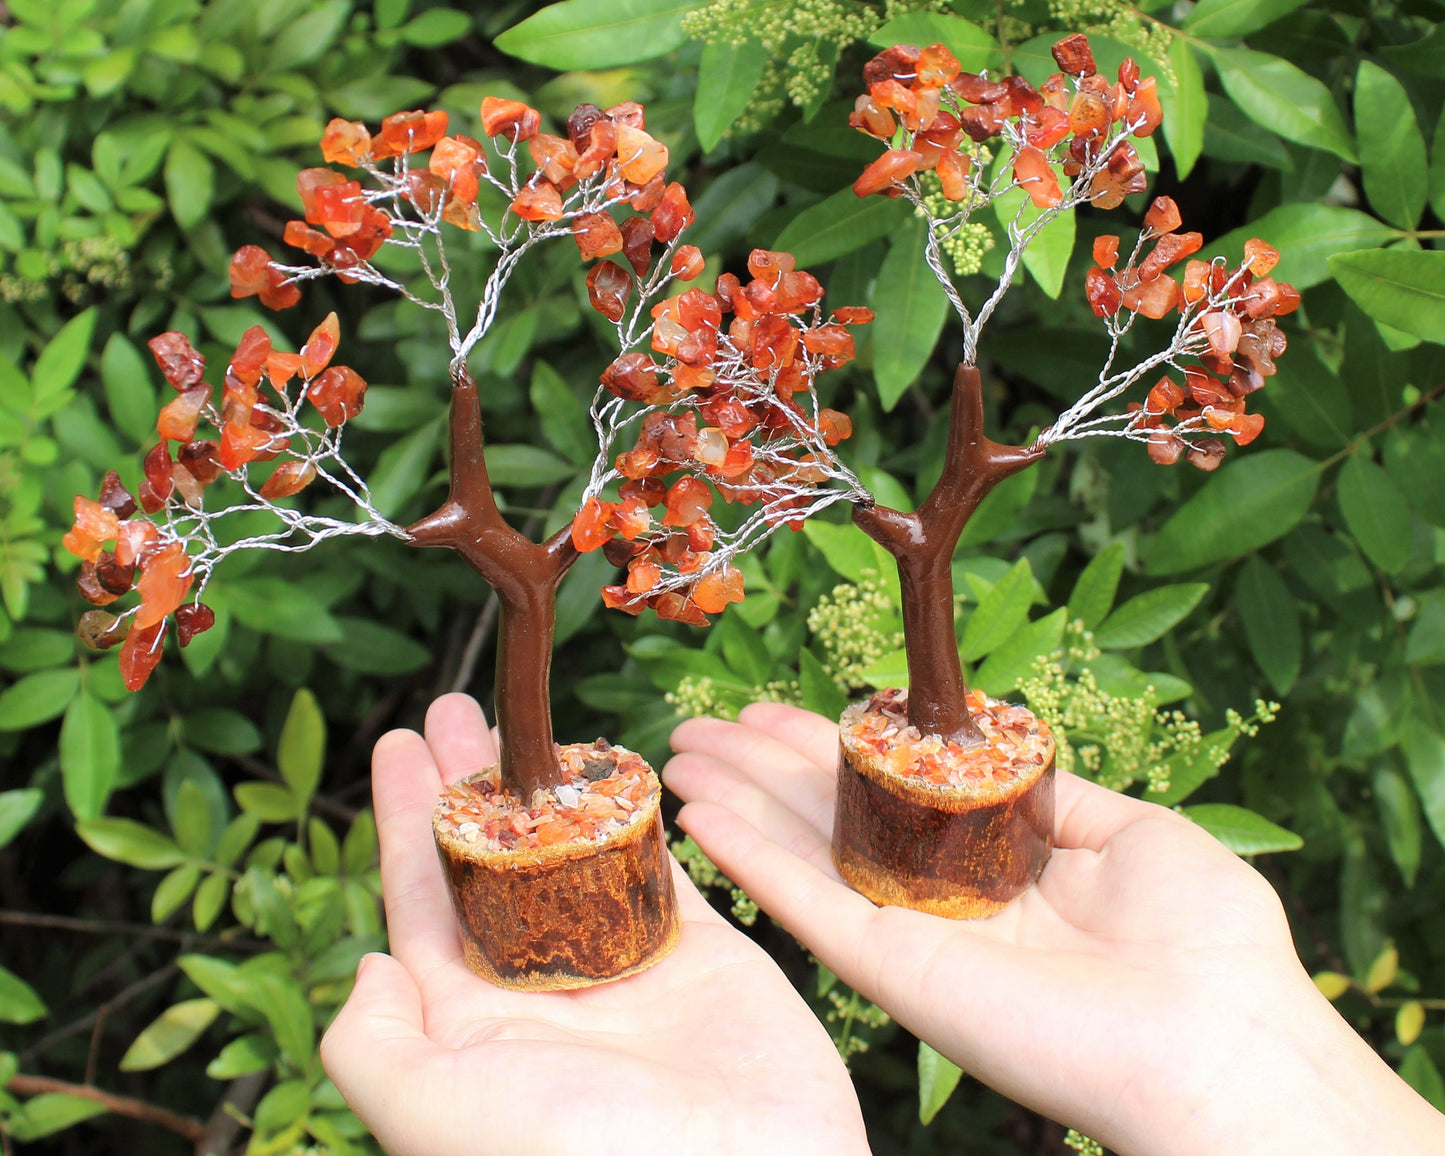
434,769,680,990
832,725,1054,919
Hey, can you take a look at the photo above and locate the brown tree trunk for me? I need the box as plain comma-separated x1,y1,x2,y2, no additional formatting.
407,373,578,795
853,364,1043,745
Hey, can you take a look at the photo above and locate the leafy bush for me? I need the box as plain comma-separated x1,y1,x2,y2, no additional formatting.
3,0,1445,1151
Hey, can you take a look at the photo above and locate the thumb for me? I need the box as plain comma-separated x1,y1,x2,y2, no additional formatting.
322,953,444,1151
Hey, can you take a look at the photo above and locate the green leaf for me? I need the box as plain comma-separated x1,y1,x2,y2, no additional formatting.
1202,94,1292,172
224,579,344,643
957,468,1037,548
234,782,300,822
695,39,765,153
872,216,950,411
802,520,894,586
486,444,576,486
76,818,185,870
327,75,436,121
1067,542,1125,631
495,0,698,69
1235,556,1300,695
918,1041,963,1125
1147,450,1320,575
119,998,218,1071
6,1094,108,1141
181,708,262,757
364,415,443,519
1160,37,1205,179
342,809,378,875
1183,803,1303,854
1354,62,1427,230
152,861,202,922
1214,48,1356,162
164,137,214,231
530,361,593,467
0,667,81,730
1400,1046,1445,1112
248,971,314,1065
1364,941,1399,993
277,688,325,808
1210,205,1395,291
397,8,471,46
1385,423,1445,529
1330,250,1445,344
798,649,848,719
1146,728,1236,806
1373,765,1422,887
323,616,432,675
59,693,119,820
961,558,1034,662
717,614,771,687
973,607,1068,697
0,964,46,1023
870,14,999,72
1186,0,1310,37
1432,105,1445,225
206,1033,275,1079
0,789,42,849
1090,654,1192,704
1401,719,1445,851
1259,342,1351,450
685,164,778,253
1094,583,1208,650
772,187,910,269
1337,453,1412,573
172,779,214,858
100,333,157,445
31,308,96,401
269,0,351,70
992,156,1073,299
193,872,230,931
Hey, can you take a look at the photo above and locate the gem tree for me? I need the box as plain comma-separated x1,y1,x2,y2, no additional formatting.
847,33,1297,749
62,98,869,805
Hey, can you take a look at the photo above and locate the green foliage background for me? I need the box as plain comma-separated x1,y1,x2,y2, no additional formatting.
2,0,1445,1151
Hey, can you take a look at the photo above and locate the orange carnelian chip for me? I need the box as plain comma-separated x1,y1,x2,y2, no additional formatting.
1144,196,1182,234
148,332,206,390
376,109,448,157
1243,238,1279,277
662,477,712,527
157,386,211,443
430,136,482,203
134,543,192,630
588,262,632,323
119,619,167,691
481,97,541,142
818,409,853,445
306,365,366,426
571,497,616,551
300,312,341,378
62,497,120,561
854,149,921,197
258,460,316,499
671,245,704,280
320,119,371,166
692,566,744,614
651,182,694,244
616,124,668,185
511,181,563,222
572,212,624,260
1013,147,1061,209
1092,235,1119,269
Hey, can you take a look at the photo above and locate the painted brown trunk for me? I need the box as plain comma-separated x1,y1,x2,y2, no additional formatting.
840,364,1053,916
434,769,679,990
832,735,1054,919
413,372,680,988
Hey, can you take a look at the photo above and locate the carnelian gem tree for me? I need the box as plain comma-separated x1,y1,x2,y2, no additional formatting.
840,34,1299,746
63,98,870,796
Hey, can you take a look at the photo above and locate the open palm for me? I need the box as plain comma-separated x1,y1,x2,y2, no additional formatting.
321,694,868,1156
664,703,1434,1156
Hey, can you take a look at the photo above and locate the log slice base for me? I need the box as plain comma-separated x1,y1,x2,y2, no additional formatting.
433,745,680,990
832,690,1055,919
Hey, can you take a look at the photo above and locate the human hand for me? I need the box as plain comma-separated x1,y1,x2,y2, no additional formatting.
321,694,869,1156
666,703,1445,1156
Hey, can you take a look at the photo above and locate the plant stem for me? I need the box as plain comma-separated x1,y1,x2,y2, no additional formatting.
6,1074,205,1143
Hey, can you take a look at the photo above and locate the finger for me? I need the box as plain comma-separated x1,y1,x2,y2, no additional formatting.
1053,769,1179,851
664,748,835,838
372,729,462,972
669,761,837,875
424,693,499,785
736,701,841,770
322,953,448,1154
669,715,838,819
